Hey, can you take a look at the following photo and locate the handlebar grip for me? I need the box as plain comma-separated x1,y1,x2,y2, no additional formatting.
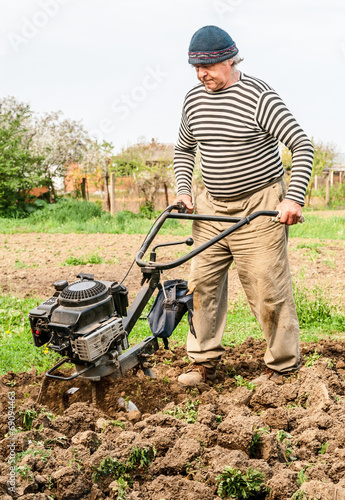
176,201,188,213
272,210,305,224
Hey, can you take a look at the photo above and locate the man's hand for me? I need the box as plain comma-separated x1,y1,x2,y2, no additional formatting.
276,199,302,225
174,194,194,214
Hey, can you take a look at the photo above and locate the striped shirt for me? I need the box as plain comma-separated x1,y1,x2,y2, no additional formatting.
174,72,314,206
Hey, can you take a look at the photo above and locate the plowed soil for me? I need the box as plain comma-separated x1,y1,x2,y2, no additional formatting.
2,339,345,499
1,219,345,499
1,232,344,305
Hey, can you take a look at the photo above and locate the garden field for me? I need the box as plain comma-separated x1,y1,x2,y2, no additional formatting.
1,204,345,499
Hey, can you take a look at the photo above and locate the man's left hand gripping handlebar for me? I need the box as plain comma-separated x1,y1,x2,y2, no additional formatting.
174,194,194,214
274,199,305,225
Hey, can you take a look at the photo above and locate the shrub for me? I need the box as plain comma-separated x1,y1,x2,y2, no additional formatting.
29,198,103,224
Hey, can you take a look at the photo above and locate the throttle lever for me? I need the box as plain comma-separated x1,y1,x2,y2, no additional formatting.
152,237,194,253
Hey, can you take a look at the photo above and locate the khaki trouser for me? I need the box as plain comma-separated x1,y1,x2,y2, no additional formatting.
187,179,300,373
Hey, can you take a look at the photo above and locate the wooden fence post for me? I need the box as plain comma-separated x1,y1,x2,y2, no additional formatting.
105,170,110,212
81,178,87,200
110,172,116,216
325,173,330,207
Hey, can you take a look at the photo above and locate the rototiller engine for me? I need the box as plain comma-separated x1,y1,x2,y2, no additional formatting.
29,203,280,384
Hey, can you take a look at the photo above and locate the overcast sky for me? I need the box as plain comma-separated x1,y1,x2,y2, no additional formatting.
0,0,344,157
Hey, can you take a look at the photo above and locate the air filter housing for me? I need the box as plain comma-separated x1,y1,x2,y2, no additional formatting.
58,280,108,307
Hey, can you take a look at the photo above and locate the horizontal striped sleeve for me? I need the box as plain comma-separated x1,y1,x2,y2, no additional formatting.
255,91,314,205
174,104,197,196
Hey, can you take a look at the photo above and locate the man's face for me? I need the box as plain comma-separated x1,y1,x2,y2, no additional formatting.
194,60,233,91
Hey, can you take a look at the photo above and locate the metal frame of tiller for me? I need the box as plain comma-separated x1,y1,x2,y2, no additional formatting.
38,203,278,398
118,203,278,374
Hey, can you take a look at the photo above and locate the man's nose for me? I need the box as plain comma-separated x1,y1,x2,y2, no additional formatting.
197,67,208,78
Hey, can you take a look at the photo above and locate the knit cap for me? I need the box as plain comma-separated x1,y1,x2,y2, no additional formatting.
188,25,238,65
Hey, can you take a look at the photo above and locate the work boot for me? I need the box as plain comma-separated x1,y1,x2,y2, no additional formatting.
252,367,283,385
178,363,217,387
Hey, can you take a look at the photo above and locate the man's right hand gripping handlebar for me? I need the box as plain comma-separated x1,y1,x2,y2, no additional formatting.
174,194,194,214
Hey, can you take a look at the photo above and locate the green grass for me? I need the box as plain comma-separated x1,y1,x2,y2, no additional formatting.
1,198,344,239
1,280,344,375
62,252,104,266
289,214,345,239
0,295,60,375
0,198,190,236
293,283,345,334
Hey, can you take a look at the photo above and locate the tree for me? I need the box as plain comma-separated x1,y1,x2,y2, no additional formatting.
307,139,338,205
0,96,115,211
114,138,175,211
310,139,337,176
280,139,338,205
64,140,114,200
28,110,91,200
0,99,44,215
279,143,292,171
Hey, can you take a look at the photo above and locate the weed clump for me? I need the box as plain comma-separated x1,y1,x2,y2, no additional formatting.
276,429,297,462
92,445,156,486
304,350,322,367
127,445,156,468
249,427,269,457
296,467,309,486
164,399,200,424
291,490,307,500
216,466,267,498
277,430,293,443
20,409,38,430
318,442,329,455
101,420,126,432
15,448,50,464
92,456,128,483
62,252,104,266
234,375,257,391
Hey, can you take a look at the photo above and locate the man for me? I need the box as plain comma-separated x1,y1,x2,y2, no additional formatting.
174,25,314,387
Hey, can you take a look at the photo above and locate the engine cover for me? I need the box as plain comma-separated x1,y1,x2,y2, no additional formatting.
29,274,129,363
70,317,125,362
58,279,109,307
